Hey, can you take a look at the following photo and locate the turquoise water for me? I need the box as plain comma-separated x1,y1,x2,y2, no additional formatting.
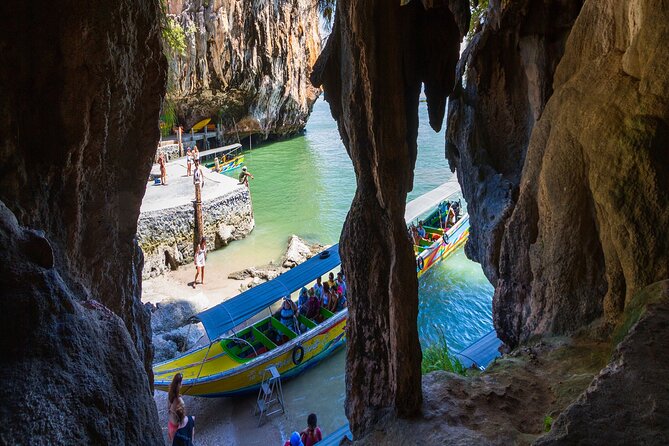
212,97,493,352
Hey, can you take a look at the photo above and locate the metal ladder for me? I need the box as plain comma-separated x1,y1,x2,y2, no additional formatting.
254,366,285,426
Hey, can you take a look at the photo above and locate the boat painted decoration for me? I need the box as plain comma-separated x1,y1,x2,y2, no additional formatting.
412,203,470,278
197,144,245,173
153,245,344,398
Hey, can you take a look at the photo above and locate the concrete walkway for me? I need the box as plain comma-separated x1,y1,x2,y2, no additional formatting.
142,160,243,213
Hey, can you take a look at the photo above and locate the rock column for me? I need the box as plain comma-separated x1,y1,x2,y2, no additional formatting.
312,0,468,436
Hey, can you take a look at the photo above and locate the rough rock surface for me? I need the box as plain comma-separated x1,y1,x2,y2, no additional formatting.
535,281,669,445
147,296,208,362
228,235,325,282
0,0,165,442
448,0,669,346
138,187,254,278
312,0,469,435
165,0,321,140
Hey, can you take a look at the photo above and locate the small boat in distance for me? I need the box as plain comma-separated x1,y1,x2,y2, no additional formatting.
153,245,345,397
410,200,470,278
198,143,245,174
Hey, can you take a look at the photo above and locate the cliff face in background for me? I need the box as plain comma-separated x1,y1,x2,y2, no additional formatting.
165,0,321,139
447,0,669,346
0,0,165,443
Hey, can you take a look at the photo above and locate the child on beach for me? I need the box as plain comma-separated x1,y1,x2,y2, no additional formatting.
300,413,322,446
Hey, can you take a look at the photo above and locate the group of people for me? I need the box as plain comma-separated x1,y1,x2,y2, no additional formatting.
167,373,195,446
284,413,323,446
408,200,462,246
277,272,348,334
185,146,199,177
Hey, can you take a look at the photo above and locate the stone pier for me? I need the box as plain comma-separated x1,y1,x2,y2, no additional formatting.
138,159,254,278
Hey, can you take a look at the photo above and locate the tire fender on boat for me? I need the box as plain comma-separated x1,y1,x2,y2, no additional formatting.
443,233,449,244
417,257,425,271
292,344,305,365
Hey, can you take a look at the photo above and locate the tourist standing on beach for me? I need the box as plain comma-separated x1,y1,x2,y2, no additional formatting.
186,148,193,176
238,166,254,187
172,405,195,446
300,413,323,446
167,373,185,442
192,146,200,163
193,237,207,287
158,151,167,186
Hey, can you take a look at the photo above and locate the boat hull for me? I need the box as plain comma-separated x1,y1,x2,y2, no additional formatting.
154,310,347,398
416,214,469,279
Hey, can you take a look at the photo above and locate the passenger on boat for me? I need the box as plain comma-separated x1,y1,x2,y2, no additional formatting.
298,287,309,312
327,289,339,312
213,156,221,173
313,277,324,298
328,272,336,288
417,221,427,239
303,289,321,320
447,205,457,227
167,373,185,442
336,272,347,297
335,292,347,311
279,297,299,332
321,282,331,307
439,201,450,228
300,413,323,446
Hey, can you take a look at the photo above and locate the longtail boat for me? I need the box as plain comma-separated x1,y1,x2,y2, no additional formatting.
153,246,345,397
198,143,245,174
411,200,470,278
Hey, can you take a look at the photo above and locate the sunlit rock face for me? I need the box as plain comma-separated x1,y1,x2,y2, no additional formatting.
165,0,321,139
312,0,469,436
448,0,669,347
0,0,166,442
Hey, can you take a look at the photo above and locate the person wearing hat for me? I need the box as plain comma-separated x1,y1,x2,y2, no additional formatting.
238,166,254,187
283,431,304,446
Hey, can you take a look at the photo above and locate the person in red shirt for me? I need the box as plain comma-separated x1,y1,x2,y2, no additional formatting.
300,413,322,446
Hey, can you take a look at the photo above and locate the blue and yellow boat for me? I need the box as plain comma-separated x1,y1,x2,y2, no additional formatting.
412,202,470,278
153,246,345,397
198,143,245,174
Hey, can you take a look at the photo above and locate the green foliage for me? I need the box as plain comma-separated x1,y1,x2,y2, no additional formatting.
160,100,178,137
162,16,187,56
421,328,466,375
543,415,554,432
468,0,489,41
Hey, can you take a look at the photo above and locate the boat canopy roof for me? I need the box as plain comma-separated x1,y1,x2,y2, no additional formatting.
195,244,341,341
197,143,242,158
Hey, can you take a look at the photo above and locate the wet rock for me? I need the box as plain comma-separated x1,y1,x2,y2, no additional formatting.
282,234,324,268
148,295,208,333
165,0,321,140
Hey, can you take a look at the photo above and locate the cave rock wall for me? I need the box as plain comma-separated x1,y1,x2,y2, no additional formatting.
0,0,166,442
166,0,321,139
448,0,669,346
312,0,469,436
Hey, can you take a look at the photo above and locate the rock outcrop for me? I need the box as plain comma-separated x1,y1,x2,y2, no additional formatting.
312,0,469,436
447,0,669,346
0,0,166,442
165,0,321,140
138,185,254,278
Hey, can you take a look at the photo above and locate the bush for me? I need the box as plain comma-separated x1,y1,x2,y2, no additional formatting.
421,329,466,375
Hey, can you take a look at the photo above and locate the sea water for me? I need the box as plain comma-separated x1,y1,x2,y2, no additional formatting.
203,98,494,436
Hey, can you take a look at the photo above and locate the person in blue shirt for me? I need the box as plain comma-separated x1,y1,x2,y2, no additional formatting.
417,221,427,239
336,272,347,298
313,276,324,298
297,287,309,312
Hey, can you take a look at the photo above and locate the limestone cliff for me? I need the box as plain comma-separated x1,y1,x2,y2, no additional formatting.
165,0,321,139
447,0,669,346
0,0,165,442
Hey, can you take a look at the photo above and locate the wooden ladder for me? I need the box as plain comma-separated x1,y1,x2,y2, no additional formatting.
254,366,285,426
